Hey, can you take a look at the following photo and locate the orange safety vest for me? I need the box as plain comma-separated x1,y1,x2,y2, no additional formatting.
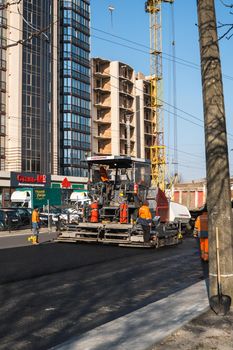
138,205,152,220
100,167,108,182
120,203,128,223
195,212,208,261
32,210,40,223
195,212,208,234
90,202,99,223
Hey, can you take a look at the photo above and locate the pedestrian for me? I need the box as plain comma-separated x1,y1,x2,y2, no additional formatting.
138,200,152,243
31,206,40,244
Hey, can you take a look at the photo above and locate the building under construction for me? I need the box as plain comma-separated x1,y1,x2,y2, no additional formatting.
91,58,156,160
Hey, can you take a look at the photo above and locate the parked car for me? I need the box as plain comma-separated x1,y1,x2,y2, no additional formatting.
0,209,21,231
39,207,62,226
58,208,80,224
3,207,32,227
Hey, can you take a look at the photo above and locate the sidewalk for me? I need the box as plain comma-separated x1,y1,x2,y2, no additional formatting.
0,226,54,237
52,279,210,350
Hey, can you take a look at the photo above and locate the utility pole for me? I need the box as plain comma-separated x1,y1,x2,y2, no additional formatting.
197,0,233,299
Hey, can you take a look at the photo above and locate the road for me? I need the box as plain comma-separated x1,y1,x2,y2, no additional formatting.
0,228,57,249
0,236,207,350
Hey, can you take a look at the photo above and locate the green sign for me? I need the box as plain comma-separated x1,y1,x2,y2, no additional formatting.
72,184,85,189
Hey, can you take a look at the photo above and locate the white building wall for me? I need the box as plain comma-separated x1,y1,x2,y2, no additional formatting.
135,79,145,158
5,4,23,172
110,61,120,155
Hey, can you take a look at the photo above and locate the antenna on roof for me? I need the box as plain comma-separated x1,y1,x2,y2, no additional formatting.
108,5,115,28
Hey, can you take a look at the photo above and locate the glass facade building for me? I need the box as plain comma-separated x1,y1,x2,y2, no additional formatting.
22,0,52,174
0,0,91,179
59,0,91,177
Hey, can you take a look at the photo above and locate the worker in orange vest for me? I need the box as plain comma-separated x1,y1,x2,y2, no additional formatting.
99,166,109,182
89,199,99,223
194,212,208,261
138,200,152,243
31,207,41,244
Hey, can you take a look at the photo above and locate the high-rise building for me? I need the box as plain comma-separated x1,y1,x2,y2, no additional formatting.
91,58,137,157
0,0,91,206
59,0,91,177
5,0,52,174
0,0,90,176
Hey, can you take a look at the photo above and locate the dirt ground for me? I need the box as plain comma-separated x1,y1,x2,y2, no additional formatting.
153,308,233,350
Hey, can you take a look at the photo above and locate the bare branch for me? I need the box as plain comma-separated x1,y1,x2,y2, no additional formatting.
0,20,57,49
218,23,233,40
219,0,233,8
0,0,22,10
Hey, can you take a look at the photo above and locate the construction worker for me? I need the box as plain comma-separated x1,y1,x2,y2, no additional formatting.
89,198,99,223
138,200,152,243
194,211,208,261
31,207,41,244
99,166,109,182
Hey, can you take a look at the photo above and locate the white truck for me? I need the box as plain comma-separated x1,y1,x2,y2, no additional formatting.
10,188,61,209
168,201,191,224
70,191,90,205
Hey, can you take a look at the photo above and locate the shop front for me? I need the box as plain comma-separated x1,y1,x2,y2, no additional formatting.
0,171,88,207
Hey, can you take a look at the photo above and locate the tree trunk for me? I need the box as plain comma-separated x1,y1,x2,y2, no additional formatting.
197,0,233,299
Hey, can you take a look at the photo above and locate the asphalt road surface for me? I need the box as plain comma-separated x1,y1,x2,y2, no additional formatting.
0,237,207,350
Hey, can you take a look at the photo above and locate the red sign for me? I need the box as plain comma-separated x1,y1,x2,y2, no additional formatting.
62,177,71,188
16,174,46,184
11,172,51,187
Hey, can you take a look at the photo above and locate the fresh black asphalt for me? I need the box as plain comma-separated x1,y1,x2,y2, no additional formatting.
0,238,207,350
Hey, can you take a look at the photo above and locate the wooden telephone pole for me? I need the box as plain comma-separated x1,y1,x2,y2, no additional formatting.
197,0,233,299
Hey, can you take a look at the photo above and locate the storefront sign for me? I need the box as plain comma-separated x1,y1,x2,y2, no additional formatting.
11,172,51,188
61,177,71,188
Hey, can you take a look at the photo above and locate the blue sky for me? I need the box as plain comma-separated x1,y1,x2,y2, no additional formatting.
90,0,233,182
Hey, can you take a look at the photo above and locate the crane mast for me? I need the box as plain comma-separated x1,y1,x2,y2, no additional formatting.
145,0,173,191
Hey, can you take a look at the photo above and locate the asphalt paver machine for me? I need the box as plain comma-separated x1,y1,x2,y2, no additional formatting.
57,156,179,248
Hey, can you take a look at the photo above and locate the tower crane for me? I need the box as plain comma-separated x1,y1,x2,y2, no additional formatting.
145,0,174,191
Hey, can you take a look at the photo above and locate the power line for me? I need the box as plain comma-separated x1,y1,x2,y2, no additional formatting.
0,18,59,49
0,0,22,10
2,14,233,164
91,28,233,82
4,11,233,84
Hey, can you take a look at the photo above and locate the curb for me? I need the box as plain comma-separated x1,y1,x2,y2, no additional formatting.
51,280,209,350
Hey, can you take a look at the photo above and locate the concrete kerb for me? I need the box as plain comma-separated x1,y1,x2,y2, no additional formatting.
51,279,209,350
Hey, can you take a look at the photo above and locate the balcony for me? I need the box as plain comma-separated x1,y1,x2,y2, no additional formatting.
94,118,111,125
94,63,110,78
93,85,111,94
94,97,111,109
119,67,133,81
94,134,111,140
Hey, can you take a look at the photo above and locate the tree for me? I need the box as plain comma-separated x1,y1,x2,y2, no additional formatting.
197,0,233,300
218,0,233,40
